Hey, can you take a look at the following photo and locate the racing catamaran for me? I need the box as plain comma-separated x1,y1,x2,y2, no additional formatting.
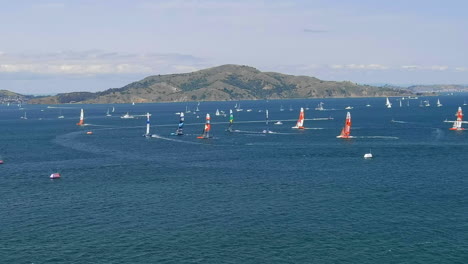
76,108,85,126
445,107,467,130
226,109,234,132
197,114,211,139
337,112,353,138
292,107,305,129
172,112,184,135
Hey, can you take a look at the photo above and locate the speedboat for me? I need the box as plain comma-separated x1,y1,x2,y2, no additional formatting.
50,173,61,179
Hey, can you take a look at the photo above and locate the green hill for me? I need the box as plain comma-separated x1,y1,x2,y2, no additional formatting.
29,64,412,104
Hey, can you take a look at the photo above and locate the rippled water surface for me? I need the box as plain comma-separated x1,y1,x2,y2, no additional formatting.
1,97,467,263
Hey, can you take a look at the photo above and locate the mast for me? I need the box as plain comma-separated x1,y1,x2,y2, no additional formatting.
292,107,305,129
175,112,184,135
227,109,234,132
337,112,352,138
76,108,84,126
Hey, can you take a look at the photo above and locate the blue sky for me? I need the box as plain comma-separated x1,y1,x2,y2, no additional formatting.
1,0,467,94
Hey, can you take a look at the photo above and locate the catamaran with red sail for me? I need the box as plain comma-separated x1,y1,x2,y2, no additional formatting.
76,108,85,126
337,112,353,138
292,107,305,129
446,107,467,130
197,114,211,139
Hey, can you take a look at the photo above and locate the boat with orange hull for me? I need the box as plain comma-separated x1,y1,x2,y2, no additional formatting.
292,107,305,129
337,112,353,138
197,114,211,139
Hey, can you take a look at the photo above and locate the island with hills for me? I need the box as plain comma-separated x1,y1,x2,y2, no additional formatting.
3,64,430,104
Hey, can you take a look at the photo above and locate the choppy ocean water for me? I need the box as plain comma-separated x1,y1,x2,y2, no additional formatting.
1,96,467,263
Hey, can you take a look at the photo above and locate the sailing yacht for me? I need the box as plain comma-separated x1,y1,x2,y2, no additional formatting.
112,107,115,113
215,109,220,116
106,108,112,117
172,112,185,136
185,105,191,113
20,112,27,119
292,107,305,129
315,102,324,111
143,112,153,137
336,112,353,138
226,109,234,132
437,99,443,107
58,110,64,119
197,114,211,139
76,109,84,125
280,105,285,112
385,97,392,108
446,107,466,130
262,110,273,134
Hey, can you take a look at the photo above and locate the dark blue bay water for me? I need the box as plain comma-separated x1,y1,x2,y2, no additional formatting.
1,96,467,263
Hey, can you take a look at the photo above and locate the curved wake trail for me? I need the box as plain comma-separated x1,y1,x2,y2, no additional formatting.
354,136,399,139
149,134,204,145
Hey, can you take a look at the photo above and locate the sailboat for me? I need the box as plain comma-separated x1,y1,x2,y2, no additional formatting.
20,112,27,120
437,99,443,107
399,100,402,107
120,112,134,119
58,109,64,119
76,109,84,126
446,107,466,130
315,102,324,110
171,112,184,136
143,112,153,137
106,108,111,117
195,102,200,112
262,109,272,134
185,105,191,113
280,105,285,112
215,109,220,116
385,97,392,108
336,112,353,138
197,114,211,139
226,109,234,132
292,107,305,129
236,103,243,112
132,102,135,106
112,106,115,113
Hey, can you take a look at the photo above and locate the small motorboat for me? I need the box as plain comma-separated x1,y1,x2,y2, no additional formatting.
274,121,283,125
50,173,61,179
345,106,353,110
86,131,93,135
364,151,373,159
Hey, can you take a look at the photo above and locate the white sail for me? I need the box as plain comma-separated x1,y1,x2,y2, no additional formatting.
386,97,392,108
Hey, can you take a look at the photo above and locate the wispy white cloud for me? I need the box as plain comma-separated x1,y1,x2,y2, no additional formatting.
329,64,389,70
0,50,208,76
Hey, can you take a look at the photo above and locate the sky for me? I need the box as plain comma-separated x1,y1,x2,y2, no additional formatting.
0,0,467,94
